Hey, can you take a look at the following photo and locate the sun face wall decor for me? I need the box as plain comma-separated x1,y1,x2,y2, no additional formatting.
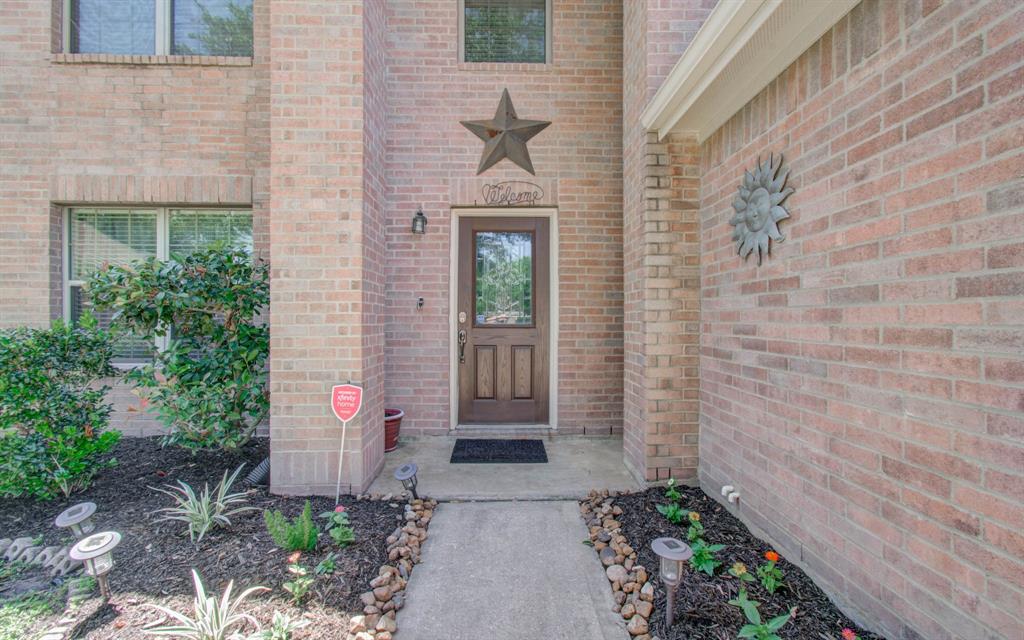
729,153,793,265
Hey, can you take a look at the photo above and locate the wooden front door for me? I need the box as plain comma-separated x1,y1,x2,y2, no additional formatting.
458,216,549,424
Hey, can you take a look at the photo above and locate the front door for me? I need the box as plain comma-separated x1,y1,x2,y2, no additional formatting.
457,216,549,424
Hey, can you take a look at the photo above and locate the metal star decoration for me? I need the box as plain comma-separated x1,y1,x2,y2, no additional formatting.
461,89,551,175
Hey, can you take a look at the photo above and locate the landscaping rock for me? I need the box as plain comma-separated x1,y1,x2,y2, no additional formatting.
635,600,653,619
627,615,649,636
599,546,617,566
606,564,629,584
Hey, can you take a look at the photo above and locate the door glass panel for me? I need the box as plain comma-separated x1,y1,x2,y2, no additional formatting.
475,231,533,325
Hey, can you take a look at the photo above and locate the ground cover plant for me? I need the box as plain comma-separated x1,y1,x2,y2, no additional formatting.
607,486,884,640
0,437,402,638
0,314,120,499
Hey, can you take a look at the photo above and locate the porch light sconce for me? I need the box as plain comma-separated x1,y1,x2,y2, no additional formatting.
55,502,97,539
411,208,427,235
394,462,419,500
651,537,693,628
70,531,121,600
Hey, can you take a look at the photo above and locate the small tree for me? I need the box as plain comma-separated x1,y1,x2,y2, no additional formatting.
88,245,269,450
0,314,120,499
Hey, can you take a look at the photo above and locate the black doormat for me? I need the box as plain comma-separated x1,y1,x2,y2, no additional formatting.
450,439,548,464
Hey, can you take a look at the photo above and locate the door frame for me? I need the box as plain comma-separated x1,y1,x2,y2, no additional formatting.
449,207,559,431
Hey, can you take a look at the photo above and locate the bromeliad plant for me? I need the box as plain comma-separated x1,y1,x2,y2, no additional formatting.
757,550,785,594
727,588,793,640
87,245,269,451
152,465,255,544
320,505,356,547
143,569,268,639
254,612,309,640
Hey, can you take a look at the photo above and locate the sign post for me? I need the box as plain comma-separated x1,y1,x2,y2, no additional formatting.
331,383,363,506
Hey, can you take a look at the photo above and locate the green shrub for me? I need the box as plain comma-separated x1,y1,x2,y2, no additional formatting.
264,501,319,552
0,314,120,499
87,244,269,451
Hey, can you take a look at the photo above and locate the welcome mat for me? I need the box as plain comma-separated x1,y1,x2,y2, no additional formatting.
450,439,548,464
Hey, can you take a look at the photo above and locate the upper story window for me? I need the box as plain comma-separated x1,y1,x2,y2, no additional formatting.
66,0,254,57
461,0,550,64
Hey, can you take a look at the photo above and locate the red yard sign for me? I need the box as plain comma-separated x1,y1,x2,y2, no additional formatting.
331,384,363,423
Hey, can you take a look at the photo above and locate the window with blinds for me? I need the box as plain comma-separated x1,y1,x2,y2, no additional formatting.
67,207,253,364
463,0,548,64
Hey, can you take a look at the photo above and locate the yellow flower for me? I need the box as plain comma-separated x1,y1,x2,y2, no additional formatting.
731,562,748,576
689,511,700,522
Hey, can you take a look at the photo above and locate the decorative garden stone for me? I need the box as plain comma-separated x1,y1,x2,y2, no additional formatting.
729,153,793,265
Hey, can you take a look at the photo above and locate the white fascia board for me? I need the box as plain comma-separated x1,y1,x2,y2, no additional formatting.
640,0,860,142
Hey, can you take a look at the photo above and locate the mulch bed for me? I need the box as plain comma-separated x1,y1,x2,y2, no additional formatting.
0,437,405,639
614,487,885,640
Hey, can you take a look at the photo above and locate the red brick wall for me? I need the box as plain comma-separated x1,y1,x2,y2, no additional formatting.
382,0,624,435
623,0,715,483
698,1,1023,638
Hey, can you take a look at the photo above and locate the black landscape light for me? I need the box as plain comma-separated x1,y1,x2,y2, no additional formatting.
394,462,420,500
651,537,693,628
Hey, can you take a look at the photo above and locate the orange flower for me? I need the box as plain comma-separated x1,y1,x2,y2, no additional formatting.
688,511,700,522
764,550,780,563
287,551,302,564
841,629,858,640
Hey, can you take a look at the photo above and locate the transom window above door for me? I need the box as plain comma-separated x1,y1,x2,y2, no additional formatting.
461,0,550,64
65,0,254,56
66,207,253,363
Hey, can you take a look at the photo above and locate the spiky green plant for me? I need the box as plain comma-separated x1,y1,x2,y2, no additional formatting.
152,465,255,543
143,569,267,639
263,500,318,552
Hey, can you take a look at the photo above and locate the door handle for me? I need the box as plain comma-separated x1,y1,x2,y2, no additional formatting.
458,329,467,364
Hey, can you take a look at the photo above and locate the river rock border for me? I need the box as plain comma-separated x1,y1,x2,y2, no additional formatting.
581,490,657,639
346,496,438,640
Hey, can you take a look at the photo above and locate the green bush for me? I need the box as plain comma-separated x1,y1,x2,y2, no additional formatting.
87,245,269,450
264,500,319,552
0,314,120,499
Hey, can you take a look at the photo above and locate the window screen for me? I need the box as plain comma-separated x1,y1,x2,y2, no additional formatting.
70,0,157,55
169,209,253,255
171,0,254,56
464,0,547,63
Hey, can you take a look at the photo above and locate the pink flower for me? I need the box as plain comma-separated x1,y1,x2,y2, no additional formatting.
841,629,858,640
335,505,346,513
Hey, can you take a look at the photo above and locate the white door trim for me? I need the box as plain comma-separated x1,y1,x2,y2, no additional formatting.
449,207,559,431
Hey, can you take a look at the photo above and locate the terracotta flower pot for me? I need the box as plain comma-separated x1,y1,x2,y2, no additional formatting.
384,408,404,453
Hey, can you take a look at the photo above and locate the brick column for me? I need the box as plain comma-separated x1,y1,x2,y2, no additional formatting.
268,0,385,495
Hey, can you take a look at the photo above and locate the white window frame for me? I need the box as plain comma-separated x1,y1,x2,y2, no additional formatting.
458,0,553,64
63,205,251,367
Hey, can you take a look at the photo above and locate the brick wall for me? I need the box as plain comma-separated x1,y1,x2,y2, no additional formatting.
267,0,384,495
382,0,625,435
0,0,270,435
623,0,715,483
698,1,1023,638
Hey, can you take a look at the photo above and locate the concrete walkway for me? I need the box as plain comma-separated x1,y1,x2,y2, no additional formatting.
396,501,628,640
368,437,641,500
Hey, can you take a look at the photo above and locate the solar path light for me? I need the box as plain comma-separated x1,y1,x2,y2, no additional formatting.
70,531,121,600
394,462,419,500
651,537,693,628
54,502,97,539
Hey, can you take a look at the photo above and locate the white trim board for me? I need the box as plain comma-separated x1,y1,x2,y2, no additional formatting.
640,0,860,142
448,207,559,432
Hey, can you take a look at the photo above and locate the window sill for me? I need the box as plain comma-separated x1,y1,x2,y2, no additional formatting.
458,61,552,72
51,53,253,67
